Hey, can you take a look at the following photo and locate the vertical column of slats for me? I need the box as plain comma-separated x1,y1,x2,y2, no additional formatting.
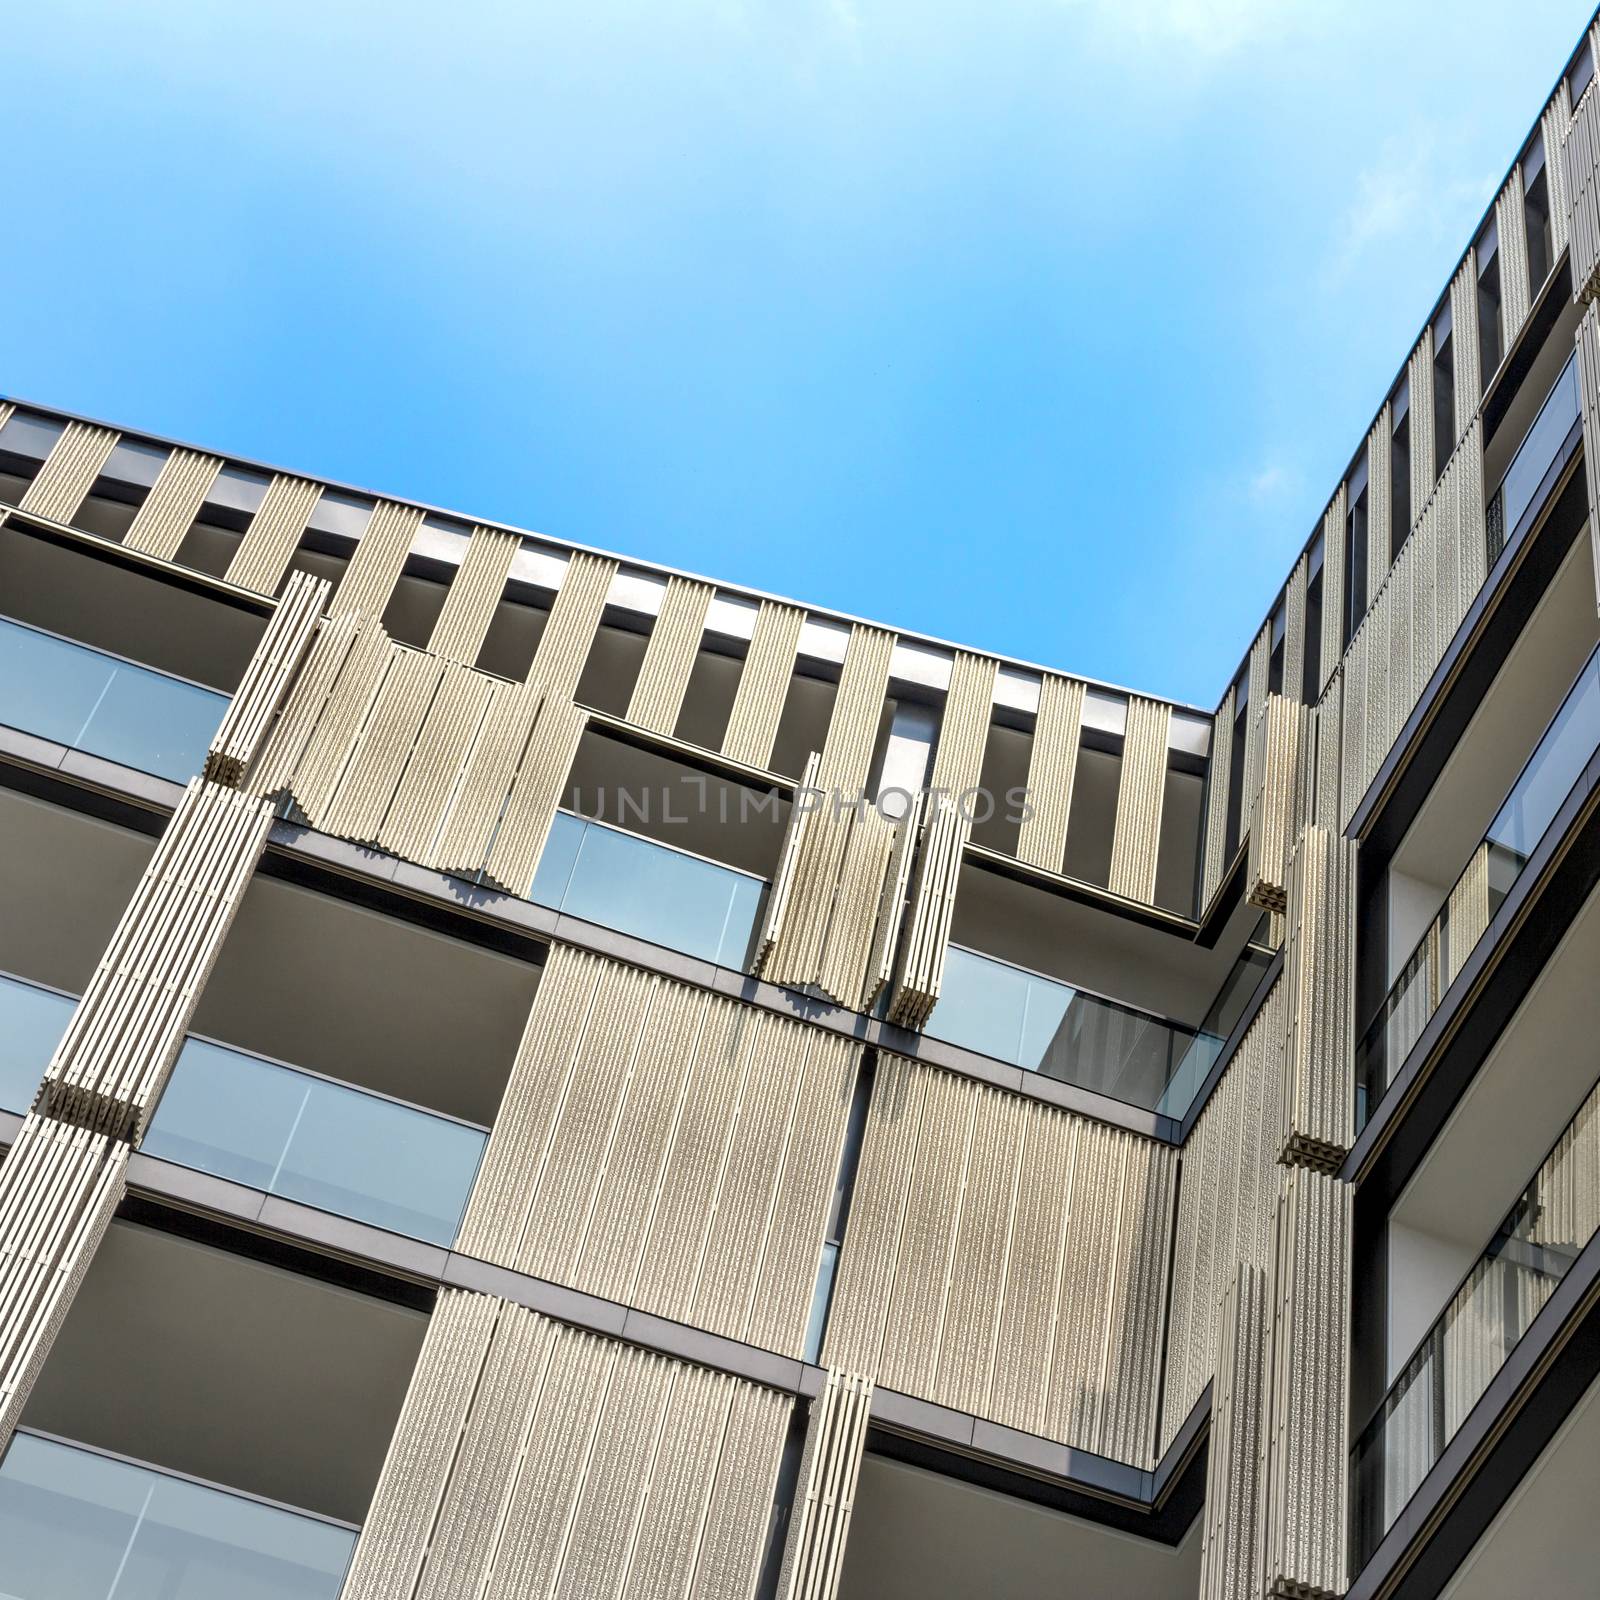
1197,1265,1267,1600
1318,486,1347,697
425,679,544,877
928,652,997,796
815,809,901,1007
529,551,619,701
781,1370,873,1600
1577,304,1600,610
481,693,587,894
1160,978,1285,1453
35,780,272,1141
204,571,330,785
224,474,324,595
1016,674,1084,874
1244,695,1303,915
888,795,969,1028
344,1292,790,1600
1200,685,1235,909
17,422,117,522
754,754,822,977
823,1056,1176,1465
331,500,425,618
0,403,14,440
1260,1168,1351,1600
863,800,918,1009
1278,826,1354,1174
1444,843,1491,989
426,526,520,665
1408,334,1436,517
626,577,715,734
1365,407,1392,608
1106,697,1170,904
0,1116,127,1452
1496,168,1532,341
1449,255,1482,434
722,602,805,769
1564,71,1600,304
816,626,895,793
1546,94,1575,257
1241,626,1271,822
1283,555,1308,707
122,448,222,559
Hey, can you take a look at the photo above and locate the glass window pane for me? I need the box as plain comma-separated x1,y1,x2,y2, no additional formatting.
0,976,75,1115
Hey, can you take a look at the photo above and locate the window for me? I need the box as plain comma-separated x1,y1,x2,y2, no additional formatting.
1432,303,1455,484
1390,380,1411,560
1222,668,1248,861
1571,38,1595,110
1523,135,1554,293
1154,756,1205,916
76,438,168,542
868,698,937,818
673,636,745,751
1476,217,1502,389
0,411,64,504
1344,454,1370,646
1302,535,1325,703
1062,737,1121,888
769,663,838,779
173,466,270,578
475,582,550,681
574,612,651,716
972,714,1031,855
1268,600,1286,697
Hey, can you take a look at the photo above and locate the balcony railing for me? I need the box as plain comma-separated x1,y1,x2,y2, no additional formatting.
530,808,766,970
1356,638,1600,1128
922,944,1233,1118
0,612,226,783
0,971,486,1247
0,1429,356,1599
1487,349,1580,568
1349,1069,1600,1573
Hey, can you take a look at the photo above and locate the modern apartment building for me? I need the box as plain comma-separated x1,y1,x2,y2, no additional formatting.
0,16,1599,1600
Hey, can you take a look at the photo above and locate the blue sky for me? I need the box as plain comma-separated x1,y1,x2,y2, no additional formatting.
4,1,1592,706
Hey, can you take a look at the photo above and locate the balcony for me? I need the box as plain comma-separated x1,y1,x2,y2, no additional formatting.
531,808,766,969
0,1430,355,1599
1357,636,1600,1128
0,612,226,783
1349,1068,1600,1573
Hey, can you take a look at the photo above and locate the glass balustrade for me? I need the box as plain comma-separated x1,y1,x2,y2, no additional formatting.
923,944,1228,1118
0,613,226,782
143,1037,487,1247
0,1430,356,1600
1356,639,1600,1128
1493,349,1579,564
0,972,73,1115
530,809,766,970
1349,1071,1600,1573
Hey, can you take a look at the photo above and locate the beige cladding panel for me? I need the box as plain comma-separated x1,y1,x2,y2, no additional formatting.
1408,333,1436,516
1161,977,1285,1452
205,570,330,786
1547,94,1575,257
823,1054,1175,1466
426,525,520,665
1445,842,1491,988
1579,303,1600,608
123,448,223,560
1565,71,1600,303
816,625,895,792
530,550,618,701
480,691,585,893
1106,696,1170,904
457,947,857,1359
343,1291,789,1600
18,422,118,523
889,795,969,1028
1197,1263,1268,1600
1318,486,1347,700
1261,1168,1351,1600
1016,673,1084,874
331,501,425,618
1365,408,1392,609
627,576,715,734
1244,694,1302,916
928,652,997,795
781,1369,873,1600
0,1116,128,1452
722,602,805,768
36,780,272,1142
1449,256,1482,436
1200,685,1235,910
1283,556,1307,709
224,474,324,595
1496,167,1533,340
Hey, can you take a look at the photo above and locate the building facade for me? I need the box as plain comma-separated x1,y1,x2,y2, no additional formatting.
0,14,1599,1600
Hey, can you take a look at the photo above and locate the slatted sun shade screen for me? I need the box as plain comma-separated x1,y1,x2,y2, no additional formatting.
1106,696,1170,904
779,1368,874,1600
1365,407,1392,610
823,1054,1175,1467
1547,84,1576,262
224,474,324,596
1243,693,1303,916
456,946,860,1360
626,576,715,734
204,570,330,786
35,780,273,1142
1564,66,1600,304
1449,255,1483,437
122,448,223,560
887,794,968,1029
0,1116,128,1452
1283,553,1308,707
330,500,425,618
1015,673,1085,875
425,525,521,665
816,625,895,793
721,602,805,769
1200,684,1235,912
341,1290,792,1600
17,422,118,523
530,550,618,701
1495,166,1533,342
927,652,997,796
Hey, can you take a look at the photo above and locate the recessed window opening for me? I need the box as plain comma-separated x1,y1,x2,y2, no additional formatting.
769,660,839,779
474,577,552,682
1476,219,1503,389
1432,307,1455,483
1155,753,1206,917
0,412,64,505
1302,533,1325,702
173,466,270,579
1345,455,1370,647
379,555,452,648
1062,728,1121,888
1223,668,1248,862
1570,38,1595,109
1390,384,1411,560
573,607,651,716
1524,137,1554,291
1268,601,1286,697
971,711,1032,855
673,632,746,752
75,440,167,543
867,695,937,818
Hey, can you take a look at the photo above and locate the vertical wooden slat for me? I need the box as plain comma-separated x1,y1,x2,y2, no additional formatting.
1016,674,1084,874
722,602,805,769
816,626,895,793
627,577,715,735
530,552,618,700
1106,697,1170,904
427,526,521,665
331,500,425,618
18,422,117,523
224,474,324,595
928,652,997,796
123,448,223,559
